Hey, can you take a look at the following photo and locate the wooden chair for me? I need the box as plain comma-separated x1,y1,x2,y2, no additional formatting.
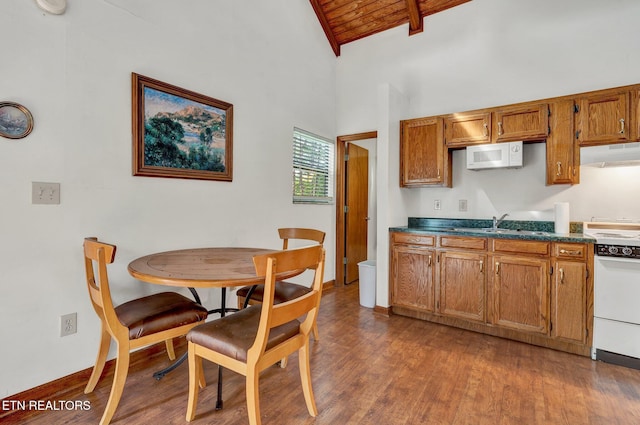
236,228,325,342
186,245,326,425
83,238,208,425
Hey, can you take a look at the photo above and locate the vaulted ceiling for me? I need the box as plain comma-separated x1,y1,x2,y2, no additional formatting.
310,0,472,56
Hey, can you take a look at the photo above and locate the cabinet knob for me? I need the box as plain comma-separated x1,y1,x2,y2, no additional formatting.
619,118,625,134
495,262,500,275
559,249,581,256
483,123,489,137
479,260,484,273
556,161,562,176
559,268,565,284
498,122,503,136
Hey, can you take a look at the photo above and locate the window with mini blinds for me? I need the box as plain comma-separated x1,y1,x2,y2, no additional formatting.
292,128,334,204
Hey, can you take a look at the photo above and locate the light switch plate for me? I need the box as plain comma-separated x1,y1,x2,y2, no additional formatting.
32,182,60,204
459,199,468,212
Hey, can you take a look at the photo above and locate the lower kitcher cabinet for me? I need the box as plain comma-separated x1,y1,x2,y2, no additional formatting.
391,245,435,312
438,251,486,322
551,260,587,343
489,255,549,334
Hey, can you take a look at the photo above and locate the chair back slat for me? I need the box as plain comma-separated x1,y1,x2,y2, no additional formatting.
278,228,325,250
252,244,323,277
270,292,319,328
83,237,122,334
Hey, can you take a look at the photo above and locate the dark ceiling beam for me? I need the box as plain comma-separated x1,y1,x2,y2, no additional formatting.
405,0,424,35
309,0,341,56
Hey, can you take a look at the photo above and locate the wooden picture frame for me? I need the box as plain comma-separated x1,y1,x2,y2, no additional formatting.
132,73,233,181
0,102,34,139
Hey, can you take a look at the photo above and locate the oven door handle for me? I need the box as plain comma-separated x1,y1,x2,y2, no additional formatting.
597,256,640,264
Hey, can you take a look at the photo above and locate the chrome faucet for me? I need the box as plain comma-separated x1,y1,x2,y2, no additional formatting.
492,213,509,230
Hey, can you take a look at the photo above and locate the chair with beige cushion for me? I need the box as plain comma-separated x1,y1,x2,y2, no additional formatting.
83,237,208,425
186,245,326,425
236,228,325,341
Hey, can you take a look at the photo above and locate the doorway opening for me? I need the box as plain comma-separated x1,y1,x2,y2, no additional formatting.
335,131,377,287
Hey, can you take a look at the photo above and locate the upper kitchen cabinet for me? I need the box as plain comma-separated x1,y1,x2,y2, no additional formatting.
492,103,550,143
400,117,452,187
444,112,491,147
546,100,579,185
576,90,630,145
632,88,640,141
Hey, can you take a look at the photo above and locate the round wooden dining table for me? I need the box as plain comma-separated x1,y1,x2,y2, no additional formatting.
127,247,300,288
127,246,297,410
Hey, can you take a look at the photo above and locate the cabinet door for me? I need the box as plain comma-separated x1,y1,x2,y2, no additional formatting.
490,255,549,334
551,260,586,343
492,103,549,142
400,117,451,187
439,251,486,322
577,91,630,145
444,112,491,147
632,88,640,141
391,245,435,312
546,100,579,185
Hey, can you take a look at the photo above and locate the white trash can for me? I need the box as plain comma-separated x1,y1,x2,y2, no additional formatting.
357,260,376,308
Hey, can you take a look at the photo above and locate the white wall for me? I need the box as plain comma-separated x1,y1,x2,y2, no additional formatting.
336,0,640,307
0,0,336,397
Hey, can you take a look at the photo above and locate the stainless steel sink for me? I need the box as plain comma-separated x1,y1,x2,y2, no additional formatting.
452,228,549,236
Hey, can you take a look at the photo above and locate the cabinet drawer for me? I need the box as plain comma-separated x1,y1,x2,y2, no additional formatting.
439,236,487,250
491,239,550,256
393,233,435,246
553,243,588,261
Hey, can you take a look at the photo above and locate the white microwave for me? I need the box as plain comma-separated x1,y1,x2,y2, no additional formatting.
466,141,523,170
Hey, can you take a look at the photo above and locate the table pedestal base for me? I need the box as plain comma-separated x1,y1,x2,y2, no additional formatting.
152,286,238,412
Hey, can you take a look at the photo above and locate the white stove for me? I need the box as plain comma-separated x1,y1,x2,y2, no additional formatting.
583,221,640,249
583,222,640,368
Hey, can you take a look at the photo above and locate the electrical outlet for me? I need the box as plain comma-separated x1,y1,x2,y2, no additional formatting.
60,313,77,337
459,199,468,212
434,200,441,210
32,182,61,204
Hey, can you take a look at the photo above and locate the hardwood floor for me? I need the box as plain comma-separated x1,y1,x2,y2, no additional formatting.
5,283,640,424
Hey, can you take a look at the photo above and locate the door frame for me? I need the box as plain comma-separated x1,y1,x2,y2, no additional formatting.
335,131,377,287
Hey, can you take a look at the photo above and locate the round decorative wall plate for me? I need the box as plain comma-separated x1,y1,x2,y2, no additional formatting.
0,102,34,139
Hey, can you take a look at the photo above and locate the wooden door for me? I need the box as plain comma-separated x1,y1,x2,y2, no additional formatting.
345,143,368,284
444,112,491,147
490,255,549,334
439,251,486,322
577,91,630,145
492,103,549,142
335,131,376,288
546,100,579,185
400,117,450,187
551,260,586,343
391,245,435,312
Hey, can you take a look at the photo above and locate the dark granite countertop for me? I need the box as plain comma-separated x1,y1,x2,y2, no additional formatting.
390,217,595,244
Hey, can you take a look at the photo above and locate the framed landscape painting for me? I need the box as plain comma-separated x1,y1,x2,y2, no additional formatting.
132,73,233,181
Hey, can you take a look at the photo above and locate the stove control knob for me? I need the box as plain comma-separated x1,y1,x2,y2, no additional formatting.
622,247,633,256
608,246,619,255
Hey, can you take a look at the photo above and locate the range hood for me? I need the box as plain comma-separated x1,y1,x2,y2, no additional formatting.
580,142,640,168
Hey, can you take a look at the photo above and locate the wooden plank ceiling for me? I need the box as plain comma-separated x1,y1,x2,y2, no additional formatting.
310,0,471,56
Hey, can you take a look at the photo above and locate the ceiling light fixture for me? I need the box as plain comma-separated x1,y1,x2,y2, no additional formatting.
36,0,67,15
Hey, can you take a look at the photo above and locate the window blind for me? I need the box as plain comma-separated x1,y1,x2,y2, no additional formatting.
292,127,334,204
